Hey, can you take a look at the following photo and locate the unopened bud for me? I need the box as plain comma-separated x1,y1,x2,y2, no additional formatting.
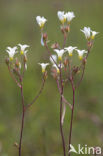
63,57,69,67
5,58,10,65
87,41,93,49
82,58,87,65
51,67,58,79
61,26,65,34
14,142,19,149
73,66,79,74
65,25,70,33
24,55,27,63
43,70,48,80
51,42,59,49
43,33,48,41
15,59,21,69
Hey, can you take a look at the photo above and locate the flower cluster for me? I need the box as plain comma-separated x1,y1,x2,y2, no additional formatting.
5,44,29,80
81,27,99,40
57,11,75,24
36,11,99,156
36,12,98,76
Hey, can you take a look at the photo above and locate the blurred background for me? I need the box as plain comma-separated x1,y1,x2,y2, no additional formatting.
0,0,103,155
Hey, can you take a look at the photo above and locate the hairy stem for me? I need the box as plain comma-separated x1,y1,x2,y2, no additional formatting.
68,80,75,156
8,66,21,88
59,64,66,156
19,79,25,156
60,93,66,156
26,77,45,109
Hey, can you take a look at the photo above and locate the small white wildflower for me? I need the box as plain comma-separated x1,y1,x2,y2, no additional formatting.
36,16,47,28
76,49,87,60
57,11,67,24
81,27,99,40
50,55,57,64
91,31,99,40
54,49,65,61
18,44,29,55
38,63,49,73
6,46,17,60
64,46,77,56
80,27,91,39
66,12,75,23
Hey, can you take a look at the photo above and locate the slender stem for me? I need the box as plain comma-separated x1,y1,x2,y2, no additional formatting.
59,64,66,156
8,66,21,88
63,33,67,48
76,65,85,88
68,80,75,156
19,78,25,156
60,93,66,156
56,78,72,110
26,77,45,109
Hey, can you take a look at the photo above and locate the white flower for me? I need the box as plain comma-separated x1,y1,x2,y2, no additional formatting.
76,49,87,60
91,31,99,39
54,49,65,61
18,44,29,55
38,63,49,73
66,12,75,23
81,27,99,40
64,46,77,56
57,11,67,24
50,55,57,64
6,46,17,60
80,27,91,39
53,64,64,73
36,16,47,28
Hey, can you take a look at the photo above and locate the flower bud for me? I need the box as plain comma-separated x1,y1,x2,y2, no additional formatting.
14,142,19,148
24,55,27,63
72,66,79,74
5,58,10,66
87,41,93,49
43,70,48,80
63,57,69,67
82,58,87,65
51,42,59,49
43,33,48,41
61,26,65,34
51,67,58,79
15,59,21,69
65,25,70,33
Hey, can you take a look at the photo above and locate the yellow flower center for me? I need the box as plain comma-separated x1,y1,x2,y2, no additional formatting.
20,50,24,55
10,57,13,61
79,56,83,60
61,18,66,24
40,23,44,29
42,68,45,73
57,69,60,74
58,56,62,61
91,35,95,40
69,53,72,57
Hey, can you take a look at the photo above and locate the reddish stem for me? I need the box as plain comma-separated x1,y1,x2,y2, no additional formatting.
68,79,75,156
26,77,45,109
19,79,25,156
8,66,21,88
59,64,66,156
